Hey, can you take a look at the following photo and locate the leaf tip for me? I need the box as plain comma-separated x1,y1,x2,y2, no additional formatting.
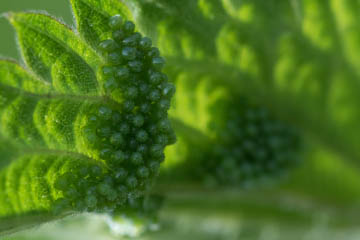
2,12,16,24
1,12,10,19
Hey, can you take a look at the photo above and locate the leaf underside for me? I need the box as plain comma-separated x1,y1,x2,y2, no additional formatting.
0,0,175,234
129,0,360,165
1,0,360,237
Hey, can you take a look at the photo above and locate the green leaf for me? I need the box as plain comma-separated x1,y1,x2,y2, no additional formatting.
128,0,360,168
70,0,134,50
161,70,301,187
124,1,360,227
126,0,221,59
2,0,360,237
0,60,51,94
7,12,102,94
0,0,175,235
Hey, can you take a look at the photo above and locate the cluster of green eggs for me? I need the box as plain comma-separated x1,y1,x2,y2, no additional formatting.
53,15,175,213
203,97,301,186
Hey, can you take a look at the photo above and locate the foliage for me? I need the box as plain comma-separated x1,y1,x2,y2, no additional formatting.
162,71,302,186
0,0,175,235
128,0,360,165
1,0,360,239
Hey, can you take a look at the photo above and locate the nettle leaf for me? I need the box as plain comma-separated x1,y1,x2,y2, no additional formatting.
70,0,134,50
128,0,360,168
161,70,302,187
0,0,175,235
8,12,101,93
1,0,360,237
125,0,221,59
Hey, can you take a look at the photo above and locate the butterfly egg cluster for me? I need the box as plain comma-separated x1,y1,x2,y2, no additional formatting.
53,15,175,213
205,99,301,186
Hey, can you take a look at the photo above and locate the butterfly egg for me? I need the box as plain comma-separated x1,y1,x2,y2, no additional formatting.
206,99,302,187
60,15,176,213
109,15,123,30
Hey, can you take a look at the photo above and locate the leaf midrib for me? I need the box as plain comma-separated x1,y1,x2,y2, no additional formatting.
0,139,110,172
0,82,122,109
